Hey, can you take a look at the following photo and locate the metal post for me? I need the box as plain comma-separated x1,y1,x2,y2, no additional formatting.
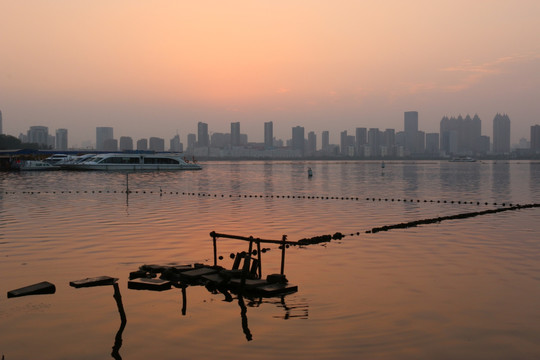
256,240,262,279
241,237,254,289
280,235,287,275
212,232,217,267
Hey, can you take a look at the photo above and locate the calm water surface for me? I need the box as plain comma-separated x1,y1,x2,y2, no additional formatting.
1,160,540,359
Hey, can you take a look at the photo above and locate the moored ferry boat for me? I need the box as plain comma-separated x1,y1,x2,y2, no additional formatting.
63,153,202,171
449,156,476,162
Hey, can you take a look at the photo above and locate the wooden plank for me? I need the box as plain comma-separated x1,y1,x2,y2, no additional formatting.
201,273,227,284
7,281,56,298
255,283,298,296
180,267,217,280
69,276,118,288
229,278,267,289
128,278,171,291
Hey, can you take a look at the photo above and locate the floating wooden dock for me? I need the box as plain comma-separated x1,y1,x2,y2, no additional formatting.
7,281,56,298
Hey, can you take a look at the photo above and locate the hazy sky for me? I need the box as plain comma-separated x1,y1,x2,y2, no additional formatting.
1,0,539,147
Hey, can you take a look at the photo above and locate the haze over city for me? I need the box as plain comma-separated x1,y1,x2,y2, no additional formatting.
1,1,539,147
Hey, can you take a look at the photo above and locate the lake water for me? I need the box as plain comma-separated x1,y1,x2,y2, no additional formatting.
1,160,540,359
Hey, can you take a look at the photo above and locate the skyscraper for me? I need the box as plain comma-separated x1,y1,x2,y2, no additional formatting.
307,131,317,156
493,113,511,154
27,126,49,148
368,128,381,157
197,122,209,147
149,137,165,152
170,134,182,152
531,125,540,154
55,129,68,150
264,121,273,149
292,126,304,156
136,138,148,151
355,128,367,156
404,111,418,154
96,127,114,151
0,110,3,135
322,131,329,151
119,136,133,151
231,122,240,146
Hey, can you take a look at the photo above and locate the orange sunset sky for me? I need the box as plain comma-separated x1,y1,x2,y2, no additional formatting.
1,0,539,147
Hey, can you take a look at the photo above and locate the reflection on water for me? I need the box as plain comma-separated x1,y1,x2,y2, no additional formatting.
1,160,540,359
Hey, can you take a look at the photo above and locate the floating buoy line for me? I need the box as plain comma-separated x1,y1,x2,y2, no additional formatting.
4,189,538,248
2,189,520,208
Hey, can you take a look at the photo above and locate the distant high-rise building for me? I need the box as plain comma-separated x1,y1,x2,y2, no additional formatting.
103,138,118,151
425,133,439,155
291,126,304,156
307,131,316,156
340,130,348,155
322,131,329,150
119,136,133,151
187,133,196,153
170,134,183,152
231,122,240,146
55,129,68,150
264,121,273,149
0,110,3,135
368,128,381,157
531,125,540,154
96,127,114,151
197,122,209,147
27,126,49,148
493,113,511,154
136,138,148,151
382,129,396,157
149,137,165,152
440,114,482,155
404,111,418,154
355,128,367,156
211,133,229,148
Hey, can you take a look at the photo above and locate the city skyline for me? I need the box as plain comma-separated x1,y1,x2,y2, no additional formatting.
1,2,539,146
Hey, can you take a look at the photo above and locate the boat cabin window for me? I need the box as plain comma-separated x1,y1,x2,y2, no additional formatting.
101,156,140,164
143,157,179,164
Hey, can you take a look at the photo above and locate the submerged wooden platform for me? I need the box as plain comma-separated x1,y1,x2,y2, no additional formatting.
7,281,56,298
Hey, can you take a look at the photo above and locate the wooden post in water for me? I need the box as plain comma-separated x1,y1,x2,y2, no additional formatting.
256,240,262,279
240,237,254,289
211,231,218,267
280,235,287,275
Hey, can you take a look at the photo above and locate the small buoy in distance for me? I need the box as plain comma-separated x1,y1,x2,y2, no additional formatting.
230,253,235,259
218,256,223,260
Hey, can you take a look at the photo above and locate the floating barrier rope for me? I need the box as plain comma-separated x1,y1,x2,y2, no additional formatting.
2,190,518,207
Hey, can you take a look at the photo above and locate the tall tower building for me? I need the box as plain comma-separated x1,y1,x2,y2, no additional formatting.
404,111,419,154
355,128,367,156
493,113,511,154
231,122,240,146
136,138,148,151
197,122,209,147
307,131,317,156
531,125,540,154
27,126,49,148
96,127,114,151
368,128,381,157
55,129,68,150
264,121,273,149
170,134,182,152
149,137,165,152
0,110,3,135
119,136,133,151
292,126,305,156
187,133,196,152
322,131,329,151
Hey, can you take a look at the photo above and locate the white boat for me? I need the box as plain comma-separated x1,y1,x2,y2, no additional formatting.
45,154,76,165
16,160,61,171
449,156,476,162
64,153,202,171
